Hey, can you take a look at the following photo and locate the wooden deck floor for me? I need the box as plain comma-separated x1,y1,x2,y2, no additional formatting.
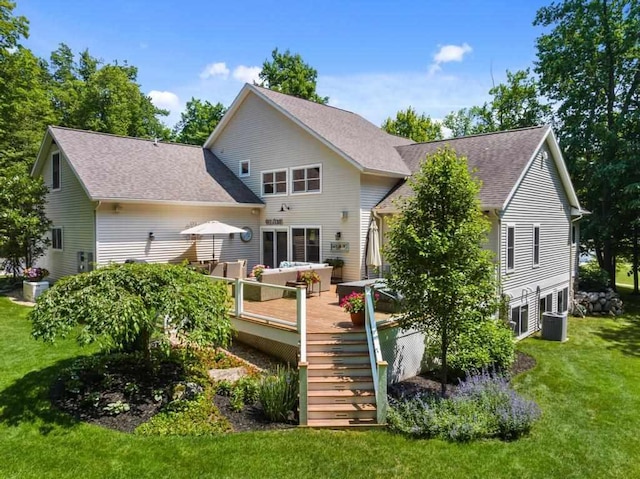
240,285,393,333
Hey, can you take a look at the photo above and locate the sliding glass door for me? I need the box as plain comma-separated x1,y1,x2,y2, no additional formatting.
262,230,288,268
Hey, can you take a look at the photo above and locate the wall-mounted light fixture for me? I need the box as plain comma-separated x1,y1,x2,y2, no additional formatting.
229,233,235,239
280,203,291,212
335,232,342,240
113,203,122,214
251,208,259,215
148,232,155,241
341,210,348,220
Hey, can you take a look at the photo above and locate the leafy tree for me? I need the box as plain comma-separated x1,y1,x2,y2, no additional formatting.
172,98,226,145
384,146,500,396
48,44,171,139
534,0,640,286
0,0,27,51
30,263,233,365
259,48,328,104
382,107,443,142
0,160,51,275
443,69,550,137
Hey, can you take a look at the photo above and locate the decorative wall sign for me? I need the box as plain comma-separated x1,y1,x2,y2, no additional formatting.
330,241,350,253
265,218,284,225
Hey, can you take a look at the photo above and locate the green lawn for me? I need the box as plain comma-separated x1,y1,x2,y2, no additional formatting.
1,295,639,479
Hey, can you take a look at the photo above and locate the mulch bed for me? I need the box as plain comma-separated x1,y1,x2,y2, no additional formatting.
51,359,185,433
389,351,537,400
213,395,296,432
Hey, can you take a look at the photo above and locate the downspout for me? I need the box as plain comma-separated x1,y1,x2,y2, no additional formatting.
372,209,382,277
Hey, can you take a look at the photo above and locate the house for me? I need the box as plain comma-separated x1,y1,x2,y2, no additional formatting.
32,83,583,343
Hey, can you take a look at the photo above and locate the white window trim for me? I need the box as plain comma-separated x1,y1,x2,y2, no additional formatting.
239,160,250,178
571,224,577,246
532,224,540,268
511,303,529,338
51,150,61,191
260,168,288,197
289,164,322,195
290,225,322,263
51,227,63,252
506,223,516,273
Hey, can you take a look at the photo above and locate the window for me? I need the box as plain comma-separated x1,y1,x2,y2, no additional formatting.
292,227,320,263
51,228,63,251
533,225,540,267
52,152,61,190
262,170,287,196
557,287,569,313
571,225,577,245
239,160,250,177
506,225,515,271
291,165,321,194
511,304,529,336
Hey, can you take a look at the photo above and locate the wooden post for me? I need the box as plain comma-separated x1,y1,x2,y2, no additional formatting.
296,286,307,362
235,278,243,317
376,361,388,424
298,361,308,426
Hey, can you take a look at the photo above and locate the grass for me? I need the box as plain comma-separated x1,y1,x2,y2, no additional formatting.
1,295,640,478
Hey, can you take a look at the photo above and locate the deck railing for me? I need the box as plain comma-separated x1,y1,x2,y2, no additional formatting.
364,285,388,424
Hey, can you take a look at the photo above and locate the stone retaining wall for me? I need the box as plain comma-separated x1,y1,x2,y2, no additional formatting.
573,288,624,316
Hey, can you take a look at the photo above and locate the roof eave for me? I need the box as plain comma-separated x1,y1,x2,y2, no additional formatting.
94,197,265,208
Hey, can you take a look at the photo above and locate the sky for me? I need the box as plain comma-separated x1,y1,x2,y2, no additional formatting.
16,0,546,128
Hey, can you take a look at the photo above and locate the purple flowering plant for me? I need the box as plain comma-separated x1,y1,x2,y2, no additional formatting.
23,267,49,282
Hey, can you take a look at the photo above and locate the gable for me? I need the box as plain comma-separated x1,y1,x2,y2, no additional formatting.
205,84,412,177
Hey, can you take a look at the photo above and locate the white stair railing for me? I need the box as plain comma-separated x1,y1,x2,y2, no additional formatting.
364,285,388,424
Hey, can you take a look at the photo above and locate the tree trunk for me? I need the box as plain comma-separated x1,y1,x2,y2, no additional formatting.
634,225,639,295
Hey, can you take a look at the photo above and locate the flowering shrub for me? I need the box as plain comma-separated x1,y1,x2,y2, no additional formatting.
388,370,541,442
250,264,269,280
23,267,49,282
340,291,379,313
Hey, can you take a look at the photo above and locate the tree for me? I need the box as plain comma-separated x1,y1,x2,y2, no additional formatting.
0,0,27,51
30,263,232,365
48,44,171,139
534,0,640,287
0,160,51,275
172,98,226,145
384,146,500,396
259,48,328,104
443,69,551,137
382,107,443,142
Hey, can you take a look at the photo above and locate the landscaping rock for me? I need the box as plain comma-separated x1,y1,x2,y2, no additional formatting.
208,366,248,382
573,288,624,316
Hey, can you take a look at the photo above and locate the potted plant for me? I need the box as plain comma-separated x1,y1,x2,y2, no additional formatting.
297,270,320,296
340,291,379,326
250,264,269,281
22,267,50,302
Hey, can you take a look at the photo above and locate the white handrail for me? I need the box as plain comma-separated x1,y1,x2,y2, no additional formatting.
364,286,379,394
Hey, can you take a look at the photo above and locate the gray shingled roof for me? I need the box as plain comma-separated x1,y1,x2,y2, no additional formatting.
49,126,262,204
377,126,550,210
253,86,413,176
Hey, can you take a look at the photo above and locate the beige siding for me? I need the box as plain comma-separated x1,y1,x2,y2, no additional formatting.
96,203,259,267
38,145,95,281
210,92,363,280
500,142,573,337
360,175,398,278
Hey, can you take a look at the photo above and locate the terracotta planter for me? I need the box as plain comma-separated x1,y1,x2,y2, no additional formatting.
349,311,365,327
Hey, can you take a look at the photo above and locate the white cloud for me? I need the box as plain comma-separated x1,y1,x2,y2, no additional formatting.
148,90,181,114
429,43,473,74
200,62,230,80
232,65,262,84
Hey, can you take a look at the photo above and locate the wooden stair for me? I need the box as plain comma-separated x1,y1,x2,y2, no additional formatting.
304,330,379,428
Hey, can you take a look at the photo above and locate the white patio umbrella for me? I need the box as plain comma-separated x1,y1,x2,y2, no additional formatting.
366,219,382,272
180,221,246,260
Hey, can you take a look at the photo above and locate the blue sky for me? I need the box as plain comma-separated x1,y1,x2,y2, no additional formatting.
17,0,545,128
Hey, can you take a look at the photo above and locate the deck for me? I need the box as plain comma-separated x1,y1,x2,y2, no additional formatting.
240,285,394,333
